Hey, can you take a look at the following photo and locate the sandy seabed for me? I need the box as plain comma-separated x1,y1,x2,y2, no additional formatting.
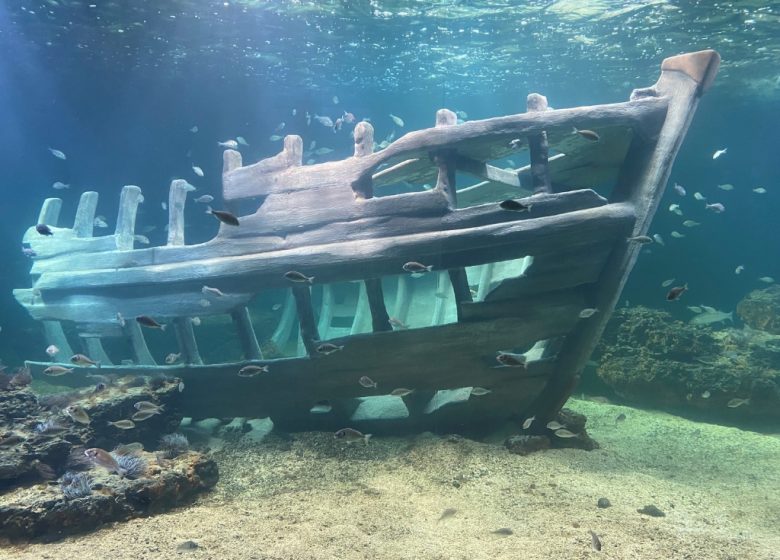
4,399,780,560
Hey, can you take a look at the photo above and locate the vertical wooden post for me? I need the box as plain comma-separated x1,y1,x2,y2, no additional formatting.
82,336,112,366
529,50,720,422
231,307,263,360
476,263,495,301
73,192,99,238
352,122,375,199
317,285,335,340
173,317,202,365
434,109,458,208
271,292,297,351
526,93,552,195
291,284,320,355
42,321,74,360
447,268,473,321
126,321,156,365
115,185,144,250
349,282,372,335
167,180,196,246
38,198,62,227
364,279,392,332
392,276,412,327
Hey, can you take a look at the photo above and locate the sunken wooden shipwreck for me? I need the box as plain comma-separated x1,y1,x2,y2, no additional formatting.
15,50,719,434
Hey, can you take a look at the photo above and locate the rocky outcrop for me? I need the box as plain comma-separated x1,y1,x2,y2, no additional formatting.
0,373,218,541
505,408,598,455
736,285,780,334
593,307,780,424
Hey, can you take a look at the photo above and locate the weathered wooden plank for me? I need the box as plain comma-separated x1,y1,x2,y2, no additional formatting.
115,185,144,251
292,284,320,355
529,50,720,421
31,205,635,304
455,156,522,188
73,192,99,238
316,285,336,339
448,267,473,321
173,317,202,365
231,307,263,360
462,288,586,322
433,109,458,208
38,198,62,227
391,276,411,326
349,282,372,335
526,93,552,195
126,320,156,365
167,180,196,246
365,278,392,333
222,97,667,203
271,291,296,349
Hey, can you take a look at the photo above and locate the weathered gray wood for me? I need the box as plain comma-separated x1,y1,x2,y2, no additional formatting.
291,284,320,355
126,320,156,365
462,288,586,322
31,200,634,296
448,267,473,320
455,156,522,188
353,122,375,198
173,317,202,365
167,180,196,246
529,50,720,421
231,307,263,360
316,285,336,339
391,276,411,326
82,336,112,366
42,320,74,359
115,185,144,251
527,93,552,195
349,282,372,335
73,192,99,238
38,198,62,227
222,97,667,203
271,291,296,349
433,109,458,208
365,279,392,332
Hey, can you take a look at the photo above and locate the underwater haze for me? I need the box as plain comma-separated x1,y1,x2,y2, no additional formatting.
1,1,780,557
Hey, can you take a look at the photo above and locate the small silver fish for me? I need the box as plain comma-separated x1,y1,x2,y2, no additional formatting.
753,187,767,194
134,401,163,412
136,315,166,330
554,428,578,438
626,235,653,244
116,312,126,327
716,183,734,191
734,265,744,275
546,420,566,430
705,202,725,213
43,365,73,376
48,147,67,160
131,409,161,421
359,376,377,388
70,353,99,367
237,136,250,146
52,181,70,190
284,270,314,284
317,343,344,355
238,364,269,377
165,352,181,365
572,127,600,141
390,388,414,397
687,305,703,313
522,415,535,430
45,344,60,357
190,125,198,133
388,317,409,329
269,134,283,141
759,276,775,284
701,390,711,399
93,216,108,228
199,299,211,308
194,195,214,204
712,148,727,159
579,308,598,319
202,285,225,297
682,220,700,228
389,114,404,127
314,115,334,127
662,278,676,288
693,192,706,201
108,420,136,430
670,231,685,239
402,261,432,274
65,404,91,425
334,427,371,444
218,139,238,149
192,166,204,177
310,401,332,414
191,317,201,326
726,397,750,408
673,183,686,196
134,234,150,245
178,381,185,392
653,234,665,246
470,387,492,396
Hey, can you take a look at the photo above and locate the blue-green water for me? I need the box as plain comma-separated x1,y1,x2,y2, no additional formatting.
1,1,779,393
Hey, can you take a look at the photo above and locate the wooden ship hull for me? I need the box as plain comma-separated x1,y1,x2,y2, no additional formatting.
15,51,719,434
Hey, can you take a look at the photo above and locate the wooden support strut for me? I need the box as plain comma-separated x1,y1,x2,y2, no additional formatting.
173,317,202,365
291,284,320,355
73,192,99,238
352,121,375,199
38,198,62,227
115,185,144,251
526,93,552,195
126,320,156,365
433,109,458,208
167,179,195,246
231,306,263,360
364,278,392,332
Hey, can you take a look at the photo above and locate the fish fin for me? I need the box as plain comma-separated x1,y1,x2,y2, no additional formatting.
425,265,433,272
160,324,167,331
572,126,578,134
206,206,213,215
96,361,102,369
364,434,372,444
307,276,315,284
